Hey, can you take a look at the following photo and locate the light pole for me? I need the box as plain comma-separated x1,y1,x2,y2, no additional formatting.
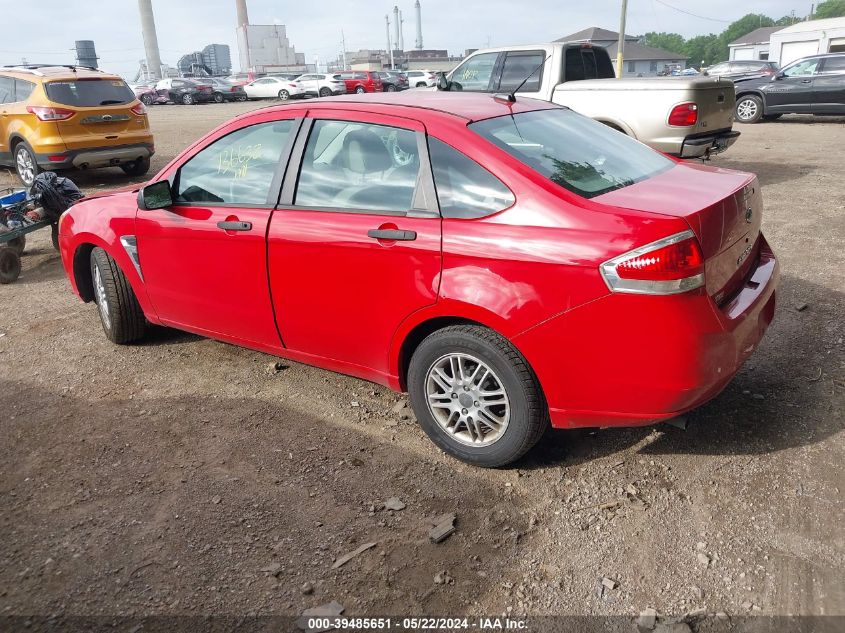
616,0,628,79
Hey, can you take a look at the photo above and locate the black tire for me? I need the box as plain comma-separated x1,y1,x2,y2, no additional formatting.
386,84,396,92
51,224,59,252
735,95,764,124
407,325,548,467
416,82,427,88
319,87,332,97
120,157,151,177
762,114,782,121
181,93,194,105
7,235,25,256
236,95,247,102
140,93,154,106
13,141,40,187
0,248,21,284
278,89,290,101
355,86,366,94
89,247,145,344
213,92,224,103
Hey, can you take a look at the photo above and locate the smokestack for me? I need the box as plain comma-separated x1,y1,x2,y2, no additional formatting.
399,10,405,52
414,0,423,50
137,0,163,79
75,40,99,69
236,0,249,27
393,6,400,52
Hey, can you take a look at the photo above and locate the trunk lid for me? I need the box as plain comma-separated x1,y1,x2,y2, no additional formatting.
596,162,762,304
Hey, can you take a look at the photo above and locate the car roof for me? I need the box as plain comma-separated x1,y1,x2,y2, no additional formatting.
264,91,559,123
0,65,121,81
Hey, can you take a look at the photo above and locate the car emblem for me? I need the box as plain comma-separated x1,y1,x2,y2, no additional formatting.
102,115,113,121
745,207,753,223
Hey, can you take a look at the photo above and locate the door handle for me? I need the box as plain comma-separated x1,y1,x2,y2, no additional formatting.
800,79,812,83
217,220,252,231
367,228,417,241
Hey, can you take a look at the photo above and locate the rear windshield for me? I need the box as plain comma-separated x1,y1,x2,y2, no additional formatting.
45,78,134,107
470,109,673,198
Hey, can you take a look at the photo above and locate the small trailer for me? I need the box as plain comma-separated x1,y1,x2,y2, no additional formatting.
0,188,60,284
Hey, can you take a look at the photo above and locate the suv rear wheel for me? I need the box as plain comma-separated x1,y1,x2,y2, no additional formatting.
407,325,548,467
14,142,40,187
120,157,151,177
355,86,366,94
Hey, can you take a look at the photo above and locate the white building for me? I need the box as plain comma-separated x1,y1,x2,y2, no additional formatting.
728,26,782,61
769,17,845,66
236,24,306,73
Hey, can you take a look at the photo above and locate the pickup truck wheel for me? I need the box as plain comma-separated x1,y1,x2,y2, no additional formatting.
0,248,21,284
90,247,146,344
735,95,763,123
407,325,548,468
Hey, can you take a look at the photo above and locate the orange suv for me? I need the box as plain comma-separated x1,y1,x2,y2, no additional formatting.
0,65,154,186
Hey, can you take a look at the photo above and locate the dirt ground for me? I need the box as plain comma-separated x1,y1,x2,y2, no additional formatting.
0,101,843,630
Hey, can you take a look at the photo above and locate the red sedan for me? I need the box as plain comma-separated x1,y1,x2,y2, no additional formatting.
57,92,778,467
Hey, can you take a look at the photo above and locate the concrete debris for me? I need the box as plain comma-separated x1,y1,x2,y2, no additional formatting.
684,607,707,620
637,607,657,629
211,495,221,505
601,577,618,590
300,581,314,595
433,571,453,585
259,562,282,576
384,497,406,511
428,513,457,544
298,601,345,631
795,302,809,311
391,400,408,414
331,542,377,569
696,552,711,567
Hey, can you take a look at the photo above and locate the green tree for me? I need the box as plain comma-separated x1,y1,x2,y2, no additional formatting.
683,34,720,68
713,14,777,63
641,32,686,55
815,0,845,18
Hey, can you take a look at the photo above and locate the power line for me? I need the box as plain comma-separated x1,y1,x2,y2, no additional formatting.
652,0,732,23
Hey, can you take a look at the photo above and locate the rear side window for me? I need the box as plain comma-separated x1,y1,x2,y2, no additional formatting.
175,120,293,205
821,56,845,73
564,47,586,81
498,51,545,92
0,76,36,103
428,137,514,219
470,109,673,199
45,78,134,106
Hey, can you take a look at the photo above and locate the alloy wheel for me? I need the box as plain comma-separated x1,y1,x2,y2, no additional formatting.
15,147,36,186
425,353,511,447
93,263,111,330
737,98,758,121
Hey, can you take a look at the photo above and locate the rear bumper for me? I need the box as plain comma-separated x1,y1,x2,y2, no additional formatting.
35,143,155,169
680,129,741,158
514,235,779,429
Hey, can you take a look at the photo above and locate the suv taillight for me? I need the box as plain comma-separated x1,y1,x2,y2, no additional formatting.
26,106,75,121
668,102,698,126
130,103,147,116
600,230,705,295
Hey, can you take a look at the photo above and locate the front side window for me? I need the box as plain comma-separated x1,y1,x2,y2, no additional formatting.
782,58,819,77
176,120,293,205
450,52,499,91
428,137,514,219
295,120,421,213
45,78,134,106
470,109,673,199
498,51,545,92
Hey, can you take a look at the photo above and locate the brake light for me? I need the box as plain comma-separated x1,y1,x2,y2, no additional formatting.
668,102,698,126
600,230,705,295
26,106,75,121
130,102,147,116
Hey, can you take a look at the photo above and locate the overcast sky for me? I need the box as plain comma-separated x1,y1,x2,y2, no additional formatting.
0,0,811,78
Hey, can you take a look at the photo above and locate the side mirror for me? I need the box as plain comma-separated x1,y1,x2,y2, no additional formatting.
436,73,451,91
138,180,173,210
772,72,784,81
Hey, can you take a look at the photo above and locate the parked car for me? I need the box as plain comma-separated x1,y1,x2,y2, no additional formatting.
225,71,261,86
733,53,845,123
441,43,740,158
378,71,409,91
155,78,214,105
207,77,247,102
244,76,305,100
0,64,154,185
131,83,161,106
57,92,778,467
334,71,381,94
406,70,437,87
704,60,779,82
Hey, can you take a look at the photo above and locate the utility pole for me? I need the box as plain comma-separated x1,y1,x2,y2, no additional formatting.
385,15,395,70
616,0,628,79
341,30,348,70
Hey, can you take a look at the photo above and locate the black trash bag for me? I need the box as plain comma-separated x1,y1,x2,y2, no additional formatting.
29,172,84,222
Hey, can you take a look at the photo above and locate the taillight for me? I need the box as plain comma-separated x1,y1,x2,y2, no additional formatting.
600,230,705,295
26,106,75,121
130,102,147,116
668,102,698,126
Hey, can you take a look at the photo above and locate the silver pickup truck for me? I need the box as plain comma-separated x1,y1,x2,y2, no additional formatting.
440,42,740,158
